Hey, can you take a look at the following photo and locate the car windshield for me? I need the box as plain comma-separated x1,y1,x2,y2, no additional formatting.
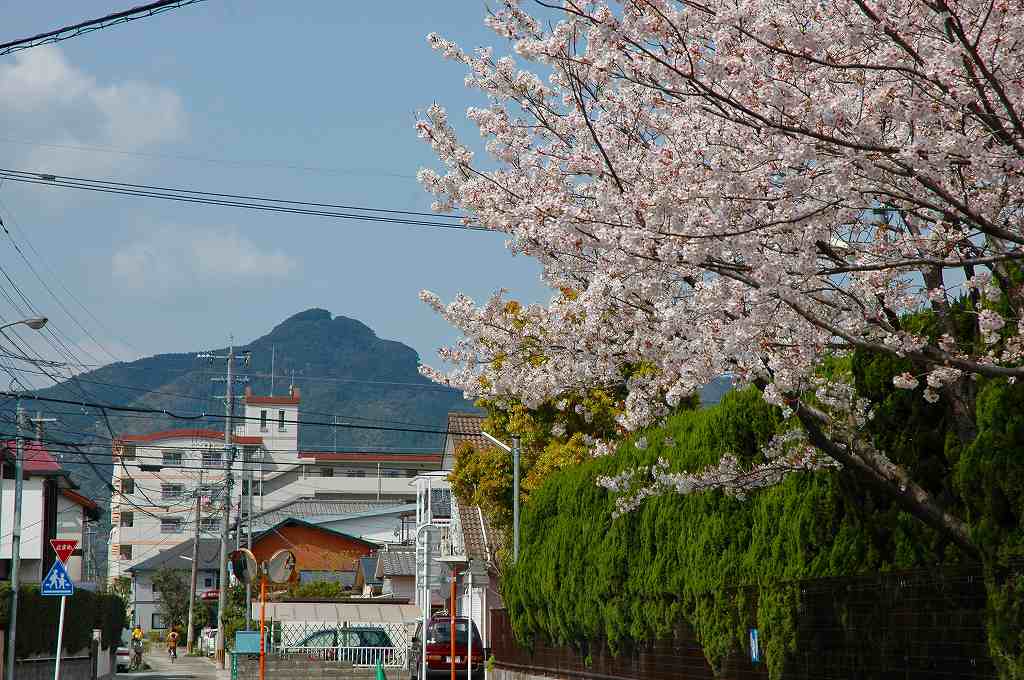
354,629,391,647
429,621,479,646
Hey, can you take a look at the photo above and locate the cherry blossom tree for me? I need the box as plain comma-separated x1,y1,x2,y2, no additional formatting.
417,0,1024,556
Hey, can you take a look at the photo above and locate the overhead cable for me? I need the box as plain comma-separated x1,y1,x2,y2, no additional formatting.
0,169,484,231
0,0,208,57
0,390,479,437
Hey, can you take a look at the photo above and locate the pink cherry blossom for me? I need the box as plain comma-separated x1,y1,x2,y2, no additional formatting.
416,0,1023,555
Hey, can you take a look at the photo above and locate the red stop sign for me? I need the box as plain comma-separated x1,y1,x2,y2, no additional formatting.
50,539,78,565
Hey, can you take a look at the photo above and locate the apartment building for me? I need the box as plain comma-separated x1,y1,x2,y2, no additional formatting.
109,385,446,586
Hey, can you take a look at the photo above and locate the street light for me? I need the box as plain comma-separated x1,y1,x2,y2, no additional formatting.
480,431,521,563
1,316,49,680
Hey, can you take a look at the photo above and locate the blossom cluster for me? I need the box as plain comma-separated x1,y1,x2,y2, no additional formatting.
415,1,1024,509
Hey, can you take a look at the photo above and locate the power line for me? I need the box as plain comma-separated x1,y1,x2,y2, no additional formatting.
0,195,132,362
0,391,477,437
0,169,483,230
0,0,208,57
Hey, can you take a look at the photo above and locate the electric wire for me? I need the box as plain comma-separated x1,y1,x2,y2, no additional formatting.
0,169,483,230
1,391,478,437
0,0,208,56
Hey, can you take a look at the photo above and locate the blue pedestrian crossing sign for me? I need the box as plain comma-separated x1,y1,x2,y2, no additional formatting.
42,559,74,597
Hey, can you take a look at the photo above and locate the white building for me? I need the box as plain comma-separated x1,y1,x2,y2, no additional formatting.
108,386,446,604
2,439,103,586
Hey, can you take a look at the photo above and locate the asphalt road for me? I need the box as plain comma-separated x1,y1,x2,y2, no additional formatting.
116,651,222,680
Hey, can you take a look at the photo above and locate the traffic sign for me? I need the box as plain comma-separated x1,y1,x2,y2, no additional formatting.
42,559,74,597
50,539,78,565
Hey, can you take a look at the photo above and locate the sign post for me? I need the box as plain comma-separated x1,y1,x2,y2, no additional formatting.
43,539,77,680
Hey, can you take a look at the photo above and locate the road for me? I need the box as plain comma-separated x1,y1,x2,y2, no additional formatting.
116,650,222,680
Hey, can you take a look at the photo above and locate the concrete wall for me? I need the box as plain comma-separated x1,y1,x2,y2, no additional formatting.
383,575,415,602
234,655,381,680
13,656,93,680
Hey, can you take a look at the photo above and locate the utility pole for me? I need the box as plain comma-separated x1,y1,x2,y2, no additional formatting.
4,402,26,680
198,341,248,670
185,468,203,654
245,447,253,629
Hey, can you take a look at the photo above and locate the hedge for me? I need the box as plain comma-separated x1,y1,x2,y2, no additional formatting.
0,583,127,658
502,377,1024,678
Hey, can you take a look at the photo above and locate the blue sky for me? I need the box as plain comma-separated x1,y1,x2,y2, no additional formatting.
0,1,548,375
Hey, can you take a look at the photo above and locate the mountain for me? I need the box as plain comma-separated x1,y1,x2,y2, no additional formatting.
29,308,475,503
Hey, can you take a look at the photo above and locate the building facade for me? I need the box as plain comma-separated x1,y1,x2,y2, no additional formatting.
108,385,447,624
1,439,103,586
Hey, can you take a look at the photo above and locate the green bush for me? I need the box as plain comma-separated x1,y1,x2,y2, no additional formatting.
0,582,127,657
502,380,1024,678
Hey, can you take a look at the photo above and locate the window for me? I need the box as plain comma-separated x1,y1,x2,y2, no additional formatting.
200,517,221,533
320,467,334,478
161,484,184,500
121,478,135,494
385,468,400,478
151,613,166,630
120,443,137,460
202,449,223,468
204,577,213,588
406,469,419,478
162,451,183,467
161,517,183,534
278,410,286,431
346,469,365,478
120,511,134,528
198,483,221,500
119,544,133,560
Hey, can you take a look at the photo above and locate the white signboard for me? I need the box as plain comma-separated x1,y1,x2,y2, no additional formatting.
0,479,43,559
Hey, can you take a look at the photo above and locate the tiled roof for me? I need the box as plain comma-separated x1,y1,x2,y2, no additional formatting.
61,488,99,512
129,538,222,573
1,440,62,474
457,503,489,562
251,497,406,531
376,549,416,578
446,412,488,451
299,451,443,464
253,518,379,548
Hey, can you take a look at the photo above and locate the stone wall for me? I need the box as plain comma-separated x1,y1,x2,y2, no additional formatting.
234,655,388,680
14,655,93,680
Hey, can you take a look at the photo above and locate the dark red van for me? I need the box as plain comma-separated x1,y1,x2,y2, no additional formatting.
408,616,484,679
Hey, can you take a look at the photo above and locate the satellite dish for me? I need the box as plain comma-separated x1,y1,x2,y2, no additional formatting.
228,548,257,585
267,549,296,583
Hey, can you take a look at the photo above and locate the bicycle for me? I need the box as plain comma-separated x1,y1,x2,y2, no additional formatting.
167,645,178,663
130,640,144,671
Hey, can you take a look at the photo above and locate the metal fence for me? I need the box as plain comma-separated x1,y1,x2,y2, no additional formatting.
268,621,412,669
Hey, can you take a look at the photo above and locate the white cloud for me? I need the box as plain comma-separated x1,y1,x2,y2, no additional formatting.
0,46,185,176
112,226,298,294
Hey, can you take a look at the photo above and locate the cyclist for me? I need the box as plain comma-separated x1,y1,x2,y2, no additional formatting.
166,627,180,662
130,625,144,670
